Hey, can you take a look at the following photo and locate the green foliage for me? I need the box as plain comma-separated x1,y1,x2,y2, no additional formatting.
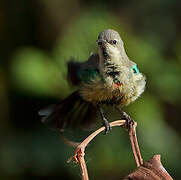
11,48,70,97
7,5,181,179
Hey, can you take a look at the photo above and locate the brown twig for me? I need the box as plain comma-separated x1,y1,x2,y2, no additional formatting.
67,120,126,180
129,126,140,167
60,131,80,147
61,120,173,180
132,123,143,165
66,120,143,180
129,122,143,167
67,120,126,162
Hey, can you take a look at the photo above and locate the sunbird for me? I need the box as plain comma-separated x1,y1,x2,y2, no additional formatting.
39,29,146,133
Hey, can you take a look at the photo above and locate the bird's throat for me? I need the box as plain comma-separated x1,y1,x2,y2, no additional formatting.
102,48,109,58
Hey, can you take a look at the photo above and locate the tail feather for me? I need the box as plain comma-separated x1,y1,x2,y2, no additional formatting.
39,91,98,131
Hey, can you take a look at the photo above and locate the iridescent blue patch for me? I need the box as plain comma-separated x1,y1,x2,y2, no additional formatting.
132,64,139,75
78,68,98,83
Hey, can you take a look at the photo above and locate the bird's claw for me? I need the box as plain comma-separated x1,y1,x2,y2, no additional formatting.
102,118,111,134
121,112,135,131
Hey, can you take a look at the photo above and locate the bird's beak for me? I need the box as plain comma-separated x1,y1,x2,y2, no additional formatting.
97,40,109,58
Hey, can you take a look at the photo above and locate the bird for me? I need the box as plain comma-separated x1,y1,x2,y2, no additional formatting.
39,29,146,134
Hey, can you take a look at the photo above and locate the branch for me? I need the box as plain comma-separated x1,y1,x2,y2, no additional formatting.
66,120,126,180
61,120,173,180
67,120,126,163
65,120,143,180
129,122,143,167
60,131,80,147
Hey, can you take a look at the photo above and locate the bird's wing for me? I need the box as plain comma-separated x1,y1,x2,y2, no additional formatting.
67,54,100,86
39,91,100,131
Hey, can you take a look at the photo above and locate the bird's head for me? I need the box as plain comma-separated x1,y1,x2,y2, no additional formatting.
97,29,125,63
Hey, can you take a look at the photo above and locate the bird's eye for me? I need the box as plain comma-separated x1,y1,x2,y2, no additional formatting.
98,41,102,45
109,40,117,45
113,40,117,44
132,65,139,75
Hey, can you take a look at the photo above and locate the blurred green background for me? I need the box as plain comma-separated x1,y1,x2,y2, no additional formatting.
0,0,181,179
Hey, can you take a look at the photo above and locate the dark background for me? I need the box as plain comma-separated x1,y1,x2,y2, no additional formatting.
0,0,181,179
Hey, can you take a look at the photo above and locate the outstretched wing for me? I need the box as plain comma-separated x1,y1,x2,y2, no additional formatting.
39,54,101,131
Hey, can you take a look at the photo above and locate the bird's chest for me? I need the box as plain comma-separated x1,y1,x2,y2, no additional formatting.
79,75,123,104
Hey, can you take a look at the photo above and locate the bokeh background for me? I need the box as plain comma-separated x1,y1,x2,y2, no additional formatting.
0,0,181,179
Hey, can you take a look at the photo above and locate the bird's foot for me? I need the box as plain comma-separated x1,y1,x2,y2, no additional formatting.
102,118,111,134
121,111,135,131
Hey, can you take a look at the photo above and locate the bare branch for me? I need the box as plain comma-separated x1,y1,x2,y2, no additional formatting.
62,120,173,180
129,122,143,167
60,131,80,147
66,119,143,180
